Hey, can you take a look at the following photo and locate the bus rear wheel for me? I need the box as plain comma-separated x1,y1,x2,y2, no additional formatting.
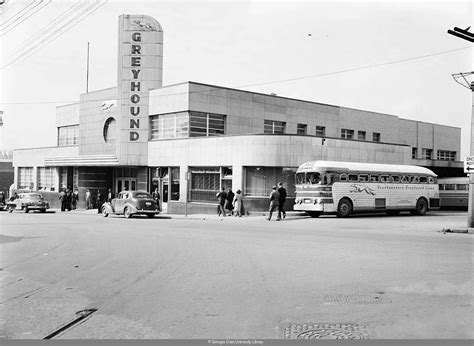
411,198,428,216
307,211,322,218
337,198,352,218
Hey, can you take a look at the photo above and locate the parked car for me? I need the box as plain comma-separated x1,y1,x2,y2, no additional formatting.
6,192,50,213
101,190,159,218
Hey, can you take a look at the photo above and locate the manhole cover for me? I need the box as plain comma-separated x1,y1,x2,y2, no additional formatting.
284,323,369,339
323,292,391,305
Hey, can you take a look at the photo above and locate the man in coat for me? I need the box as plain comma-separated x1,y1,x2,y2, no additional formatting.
267,186,280,221
216,187,227,217
276,182,287,221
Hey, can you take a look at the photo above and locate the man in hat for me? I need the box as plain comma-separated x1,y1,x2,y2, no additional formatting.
267,186,280,221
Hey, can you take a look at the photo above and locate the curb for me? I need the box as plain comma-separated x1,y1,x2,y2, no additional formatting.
440,228,474,234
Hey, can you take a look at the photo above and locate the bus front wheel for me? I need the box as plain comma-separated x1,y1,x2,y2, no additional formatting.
337,198,352,218
411,198,428,216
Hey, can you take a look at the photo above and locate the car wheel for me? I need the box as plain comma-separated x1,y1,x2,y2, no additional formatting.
124,207,132,219
147,214,155,218
413,198,428,216
337,198,352,218
40,209,46,213
102,207,109,218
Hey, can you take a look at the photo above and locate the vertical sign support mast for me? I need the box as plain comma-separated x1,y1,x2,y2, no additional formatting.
86,42,90,93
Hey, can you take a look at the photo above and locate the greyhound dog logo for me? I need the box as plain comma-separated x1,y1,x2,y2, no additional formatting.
132,19,157,31
350,184,376,196
101,100,116,111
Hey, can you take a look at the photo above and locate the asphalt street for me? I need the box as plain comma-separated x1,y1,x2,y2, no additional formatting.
0,210,472,339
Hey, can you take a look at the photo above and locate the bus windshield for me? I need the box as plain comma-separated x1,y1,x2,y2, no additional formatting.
296,173,305,185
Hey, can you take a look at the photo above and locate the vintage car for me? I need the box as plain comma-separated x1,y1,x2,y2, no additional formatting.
0,191,5,211
101,190,159,218
6,192,50,213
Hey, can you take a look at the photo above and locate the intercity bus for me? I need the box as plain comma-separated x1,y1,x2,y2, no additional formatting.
294,161,440,218
438,177,469,210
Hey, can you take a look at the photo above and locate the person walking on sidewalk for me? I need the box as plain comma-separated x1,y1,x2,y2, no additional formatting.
233,189,243,217
267,186,280,221
276,182,287,221
216,187,227,217
96,190,102,214
226,188,235,216
86,189,92,209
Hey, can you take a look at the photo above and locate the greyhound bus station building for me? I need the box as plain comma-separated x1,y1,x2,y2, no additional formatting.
12,15,464,213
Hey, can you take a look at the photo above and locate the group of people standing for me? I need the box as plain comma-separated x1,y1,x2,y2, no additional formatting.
267,182,287,221
216,187,243,217
58,188,79,212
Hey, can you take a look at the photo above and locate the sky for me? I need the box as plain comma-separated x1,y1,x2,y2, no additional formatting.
0,0,472,157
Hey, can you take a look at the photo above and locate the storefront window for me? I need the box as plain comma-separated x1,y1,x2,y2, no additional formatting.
18,167,34,190
244,167,296,197
170,167,180,201
37,167,55,191
190,167,220,202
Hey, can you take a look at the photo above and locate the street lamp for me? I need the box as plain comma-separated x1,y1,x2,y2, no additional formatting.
447,26,474,227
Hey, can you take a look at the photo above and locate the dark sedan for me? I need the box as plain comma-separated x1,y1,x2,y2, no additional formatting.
101,191,159,218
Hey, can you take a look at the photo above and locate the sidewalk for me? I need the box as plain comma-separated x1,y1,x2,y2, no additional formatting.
49,208,308,221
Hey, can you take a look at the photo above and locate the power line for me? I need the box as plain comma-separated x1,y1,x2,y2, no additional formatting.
0,45,471,105
10,1,88,56
1,1,106,70
0,0,50,36
0,0,35,28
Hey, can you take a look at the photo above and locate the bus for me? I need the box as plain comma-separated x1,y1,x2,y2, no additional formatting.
294,161,440,218
438,177,469,210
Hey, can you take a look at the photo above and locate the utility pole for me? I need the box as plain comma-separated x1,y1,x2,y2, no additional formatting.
86,42,90,93
447,26,474,227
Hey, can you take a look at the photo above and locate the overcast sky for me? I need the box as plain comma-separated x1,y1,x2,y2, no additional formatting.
0,0,472,157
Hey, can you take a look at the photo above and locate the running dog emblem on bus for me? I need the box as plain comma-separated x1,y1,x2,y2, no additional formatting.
350,184,376,196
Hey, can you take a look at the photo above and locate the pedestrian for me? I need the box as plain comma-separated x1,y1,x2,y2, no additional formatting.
233,189,243,217
96,190,102,214
226,188,234,216
107,188,114,203
277,182,287,221
58,189,67,212
86,189,92,209
267,186,280,221
72,189,79,210
216,187,227,217
152,188,161,211
66,188,72,211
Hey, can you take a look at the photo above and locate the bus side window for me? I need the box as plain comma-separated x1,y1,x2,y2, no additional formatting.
444,184,455,190
348,174,358,182
392,175,400,183
340,174,348,182
412,176,420,184
439,184,445,190
419,176,427,183
456,184,468,191
380,175,390,183
428,177,435,184
370,175,379,182
400,176,408,183
359,174,369,182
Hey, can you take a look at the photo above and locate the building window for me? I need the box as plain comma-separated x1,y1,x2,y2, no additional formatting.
150,112,189,140
170,167,180,201
189,167,221,202
422,148,433,159
190,112,226,137
58,125,79,146
264,120,286,134
244,167,296,197
18,167,33,189
37,167,55,191
412,147,418,159
357,131,366,140
103,118,117,145
437,150,456,161
315,126,326,137
372,132,381,142
340,129,354,139
297,123,307,135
